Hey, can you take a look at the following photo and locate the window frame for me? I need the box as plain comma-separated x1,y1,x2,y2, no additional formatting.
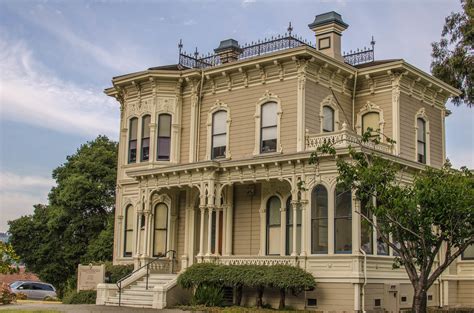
156,113,172,161
334,184,352,254
153,202,168,257
211,110,227,159
141,114,151,162
322,106,335,133
266,196,282,255
356,101,385,141
311,185,329,254
123,205,134,257
260,102,278,154
417,118,426,163
253,91,282,156
128,117,138,164
362,112,381,138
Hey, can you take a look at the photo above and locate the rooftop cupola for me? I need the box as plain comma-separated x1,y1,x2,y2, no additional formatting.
214,39,243,64
308,11,348,61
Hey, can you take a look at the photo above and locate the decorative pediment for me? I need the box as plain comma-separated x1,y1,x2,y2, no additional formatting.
157,97,176,114
258,90,279,104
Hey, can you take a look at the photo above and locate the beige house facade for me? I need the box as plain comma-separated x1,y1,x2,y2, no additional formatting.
96,11,473,312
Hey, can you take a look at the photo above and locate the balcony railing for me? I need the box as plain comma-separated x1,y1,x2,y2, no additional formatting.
215,255,298,266
305,126,393,155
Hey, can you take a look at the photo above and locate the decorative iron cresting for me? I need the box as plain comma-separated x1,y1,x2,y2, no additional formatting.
177,26,375,68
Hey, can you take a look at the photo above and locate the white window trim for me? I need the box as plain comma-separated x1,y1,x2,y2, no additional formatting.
319,95,340,133
356,101,385,142
150,193,172,258
121,199,136,259
260,193,286,256
206,100,232,160
414,108,431,165
253,90,283,155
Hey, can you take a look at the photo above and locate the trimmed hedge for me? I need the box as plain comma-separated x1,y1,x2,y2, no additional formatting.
177,263,316,309
62,290,97,304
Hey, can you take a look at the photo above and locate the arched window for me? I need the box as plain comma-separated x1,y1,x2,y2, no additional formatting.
153,203,168,257
362,112,380,138
311,185,328,254
141,115,151,161
261,102,278,153
266,196,281,255
322,106,335,132
157,114,171,161
360,198,373,254
123,205,134,257
128,118,138,163
335,184,352,254
285,197,301,255
417,118,426,164
212,110,227,159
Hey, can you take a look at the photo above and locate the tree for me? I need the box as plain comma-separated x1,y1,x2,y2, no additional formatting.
310,131,474,313
8,136,117,296
431,0,473,106
0,242,19,274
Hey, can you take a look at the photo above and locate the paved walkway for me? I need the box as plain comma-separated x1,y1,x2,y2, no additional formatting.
0,302,188,312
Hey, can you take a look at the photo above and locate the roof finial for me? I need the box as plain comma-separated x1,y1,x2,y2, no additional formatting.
370,36,376,49
194,47,199,59
178,39,183,54
287,22,293,37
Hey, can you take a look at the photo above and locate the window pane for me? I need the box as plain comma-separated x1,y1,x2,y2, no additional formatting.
142,115,151,138
268,227,280,254
129,140,137,163
153,230,167,256
360,199,373,254
213,133,226,147
262,126,277,140
261,139,277,153
141,138,150,161
126,206,134,229
125,230,133,255
158,114,171,137
417,118,425,142
212,146,226,159
323,106,334,132
312,219,328,253
462,244,474,259
154,203,168,229
268,197,281,225
311,185,328,254
213,111,227,134
261,102,277,127
157,138,170,159
376,231,389,255
130,118,138,140
362,112,379,135
335,184,352,253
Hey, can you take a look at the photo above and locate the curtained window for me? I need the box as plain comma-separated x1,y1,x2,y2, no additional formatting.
311,185,328,254
212,110,227,159
141,115,151,161
153,203,168,257
123,205,134,257
261,102,278,153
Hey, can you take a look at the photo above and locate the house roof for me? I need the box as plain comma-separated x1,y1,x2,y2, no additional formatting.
354,59,403,69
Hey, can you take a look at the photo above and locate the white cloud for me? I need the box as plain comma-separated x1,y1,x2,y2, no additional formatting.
183,19,196,26
0,172,53,232
0,35,119,137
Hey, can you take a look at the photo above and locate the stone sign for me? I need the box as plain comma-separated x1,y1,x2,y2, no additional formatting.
77,264,105,291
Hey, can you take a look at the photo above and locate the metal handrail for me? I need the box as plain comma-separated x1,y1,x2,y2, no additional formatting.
116,250,176,307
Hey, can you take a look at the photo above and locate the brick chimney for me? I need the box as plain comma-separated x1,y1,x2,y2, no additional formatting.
214,39,243,64
308,11,348,61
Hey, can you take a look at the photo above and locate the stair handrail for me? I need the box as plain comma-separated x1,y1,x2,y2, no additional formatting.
116,249,176,307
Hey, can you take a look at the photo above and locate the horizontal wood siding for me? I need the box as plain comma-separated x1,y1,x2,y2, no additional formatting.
180,96,191,163
232,184,261,255
197,79,298,161
400,93,444,167
457,280,474,306
305,282,354,311
364,283,385,311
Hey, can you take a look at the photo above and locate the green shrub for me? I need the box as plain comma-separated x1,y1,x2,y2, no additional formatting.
1,283,15,304
62,290,97,304
104,261,134,283
191,285,224,307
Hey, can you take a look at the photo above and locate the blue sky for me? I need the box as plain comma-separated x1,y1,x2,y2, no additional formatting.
0,0,472,232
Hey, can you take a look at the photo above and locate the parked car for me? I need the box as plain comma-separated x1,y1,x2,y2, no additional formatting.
9,281,57,300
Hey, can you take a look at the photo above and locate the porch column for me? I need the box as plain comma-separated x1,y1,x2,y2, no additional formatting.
215,208,221,255
300,193,308,257
149,123,156,162
280,205,286,256
224,185,234,256
198,205,206,257
135,212,142,256
206,206,214,256
291,201,298,256
259,207,266,256
144,209,152,258
352,192,361,255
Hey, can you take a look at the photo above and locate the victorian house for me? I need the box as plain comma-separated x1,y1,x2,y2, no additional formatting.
96,12,473,312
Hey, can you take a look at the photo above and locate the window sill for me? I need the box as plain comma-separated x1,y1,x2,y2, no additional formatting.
253,151,283,158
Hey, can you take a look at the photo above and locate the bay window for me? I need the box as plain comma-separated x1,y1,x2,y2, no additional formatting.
261,102,278,153
266,196,281,255
311,185,328,254
157,114,171,161
335,184,352,254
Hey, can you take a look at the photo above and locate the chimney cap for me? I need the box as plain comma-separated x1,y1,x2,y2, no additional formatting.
308,11,348,30
214,38,243,53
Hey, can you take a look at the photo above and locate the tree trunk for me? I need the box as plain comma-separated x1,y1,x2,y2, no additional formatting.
279,288,286,309
234,285,242,306
412,288,428,313
256,286,264,308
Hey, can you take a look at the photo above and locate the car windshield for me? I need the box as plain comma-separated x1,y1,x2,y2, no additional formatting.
10,281,22,288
